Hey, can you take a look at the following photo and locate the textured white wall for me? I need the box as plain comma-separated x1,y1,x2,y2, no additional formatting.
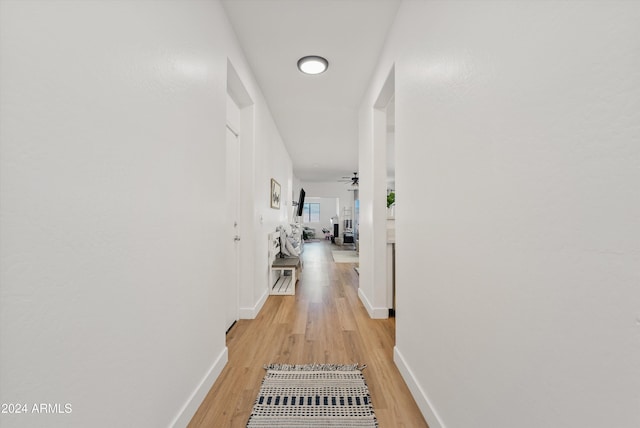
358,107,376,314
0,0,292,426
361,1,640,427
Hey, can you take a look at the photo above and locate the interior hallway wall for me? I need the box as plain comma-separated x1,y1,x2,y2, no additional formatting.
251,99,293,316
0,1,292,427
360,1,640,427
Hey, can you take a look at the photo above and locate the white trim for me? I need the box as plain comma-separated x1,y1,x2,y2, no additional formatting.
394,346,445,428
357,288,389,319
170,347,228,428
239,289,268,319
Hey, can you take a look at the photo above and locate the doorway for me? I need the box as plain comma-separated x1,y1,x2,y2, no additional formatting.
226,59,255,325
385,95,396,314
373,66,395,318
225,99,241,333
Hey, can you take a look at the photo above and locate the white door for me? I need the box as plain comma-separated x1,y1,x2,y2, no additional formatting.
225,126,240,332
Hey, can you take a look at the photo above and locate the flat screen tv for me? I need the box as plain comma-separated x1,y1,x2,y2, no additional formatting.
296,188,306,217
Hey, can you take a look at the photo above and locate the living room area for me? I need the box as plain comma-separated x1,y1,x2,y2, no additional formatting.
293,180,358,253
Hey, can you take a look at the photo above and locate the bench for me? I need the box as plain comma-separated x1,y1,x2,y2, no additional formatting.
270,256,300,295
268,231,301,295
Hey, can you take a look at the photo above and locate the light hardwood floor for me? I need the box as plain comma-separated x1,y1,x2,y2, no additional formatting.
188,240,428,427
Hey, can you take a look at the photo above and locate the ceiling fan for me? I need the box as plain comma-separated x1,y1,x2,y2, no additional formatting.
338,172,359,187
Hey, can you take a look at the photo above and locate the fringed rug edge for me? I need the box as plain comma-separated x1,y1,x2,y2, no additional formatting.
263,363,367,371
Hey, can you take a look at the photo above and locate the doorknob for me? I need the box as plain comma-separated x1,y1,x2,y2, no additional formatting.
234,235,241,241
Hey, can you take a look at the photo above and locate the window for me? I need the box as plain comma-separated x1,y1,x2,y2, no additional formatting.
302,203,320,223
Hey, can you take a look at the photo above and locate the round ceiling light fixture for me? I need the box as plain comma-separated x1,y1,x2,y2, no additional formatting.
297,55,329,75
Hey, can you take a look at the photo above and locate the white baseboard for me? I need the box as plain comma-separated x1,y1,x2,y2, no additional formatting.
239,289,268,319
394,346,445,428
171,347,228,428
357,288,389,319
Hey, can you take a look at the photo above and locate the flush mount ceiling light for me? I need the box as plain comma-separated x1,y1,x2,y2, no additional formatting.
297,55,328,75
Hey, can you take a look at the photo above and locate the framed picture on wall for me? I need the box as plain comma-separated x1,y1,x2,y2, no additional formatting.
270,178,281,209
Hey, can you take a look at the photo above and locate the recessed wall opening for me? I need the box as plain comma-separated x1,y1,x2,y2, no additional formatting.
226,59,255,332
373,65,395,318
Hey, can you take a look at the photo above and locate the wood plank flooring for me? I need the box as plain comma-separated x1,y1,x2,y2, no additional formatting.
188,240,428,428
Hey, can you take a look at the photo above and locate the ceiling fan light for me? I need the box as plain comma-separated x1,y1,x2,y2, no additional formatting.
297,56,328,75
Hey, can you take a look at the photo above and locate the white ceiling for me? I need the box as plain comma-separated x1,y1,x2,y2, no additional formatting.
221,0,401,182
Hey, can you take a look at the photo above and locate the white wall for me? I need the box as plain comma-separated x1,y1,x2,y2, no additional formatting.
251,99,293,315
0,1,292,427
361,1,640,427
387,130,395,190
292,174,302,210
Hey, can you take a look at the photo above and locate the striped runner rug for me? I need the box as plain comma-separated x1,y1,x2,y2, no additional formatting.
247,364,377,427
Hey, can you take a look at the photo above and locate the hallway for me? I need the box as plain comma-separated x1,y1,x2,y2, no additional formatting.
188,241,428,427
